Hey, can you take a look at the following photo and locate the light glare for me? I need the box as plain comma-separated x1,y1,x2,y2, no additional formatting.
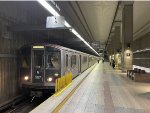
24,76,29,81
47,77,52,82
54,73,59,76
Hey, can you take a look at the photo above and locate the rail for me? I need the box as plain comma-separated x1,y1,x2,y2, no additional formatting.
0,95,28,112
55,72,72,94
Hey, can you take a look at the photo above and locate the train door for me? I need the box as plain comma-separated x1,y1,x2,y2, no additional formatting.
32,49,44,83
66,54,68,72
79,55,81,73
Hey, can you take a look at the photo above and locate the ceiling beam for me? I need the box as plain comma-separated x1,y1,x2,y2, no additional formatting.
43,37,82,45
76,1,95,41
64,42,87,48
68,1,94,42
8,24,71,31
105,1,120,50
114,20,122,22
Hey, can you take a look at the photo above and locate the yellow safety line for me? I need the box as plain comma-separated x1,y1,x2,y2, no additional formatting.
52,73,89,113
52,65,97,113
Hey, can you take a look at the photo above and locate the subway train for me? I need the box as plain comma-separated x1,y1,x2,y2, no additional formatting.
19,43,98,96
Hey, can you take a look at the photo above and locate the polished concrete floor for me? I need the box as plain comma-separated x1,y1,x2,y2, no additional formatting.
59,62,150,113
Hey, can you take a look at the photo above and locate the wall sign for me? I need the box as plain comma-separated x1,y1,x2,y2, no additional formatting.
46,16,65,28
126,53,130,56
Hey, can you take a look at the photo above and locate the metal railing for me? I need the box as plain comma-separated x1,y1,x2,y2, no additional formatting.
55,72,72,93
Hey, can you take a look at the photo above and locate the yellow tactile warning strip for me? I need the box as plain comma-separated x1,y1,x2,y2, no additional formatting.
52,69,94,113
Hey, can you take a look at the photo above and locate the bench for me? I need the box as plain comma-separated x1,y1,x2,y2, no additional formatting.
127,68,139,78
127,68,150,82
130,68,142,79
133,73,150,83
129,69,150,82
127,69,134,77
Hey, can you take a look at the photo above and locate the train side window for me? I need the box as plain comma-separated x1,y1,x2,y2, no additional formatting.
83,56,87,63
89,56,92,62
66,54,68,67
71,55,76,68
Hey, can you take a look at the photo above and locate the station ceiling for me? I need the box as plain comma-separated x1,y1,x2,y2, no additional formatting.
2,1,150,55
56,1,118,49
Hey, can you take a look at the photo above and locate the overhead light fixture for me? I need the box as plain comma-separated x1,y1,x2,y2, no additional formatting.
37,0,60,16
37,0,99,56
64,21,71,28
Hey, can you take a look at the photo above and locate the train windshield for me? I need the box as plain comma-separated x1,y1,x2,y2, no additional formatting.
33,50,44,68
46,52,60,69
45,46,60,69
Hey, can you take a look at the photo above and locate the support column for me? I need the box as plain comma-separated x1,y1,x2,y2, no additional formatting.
108,34,115,66
114,26,121,69
121,2,133,71
107,43,112,64
114,26,121,50
111,34,115,54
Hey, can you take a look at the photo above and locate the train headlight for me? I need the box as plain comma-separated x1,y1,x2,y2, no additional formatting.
24,76,29,81
54,73,59,77
47,77,52,82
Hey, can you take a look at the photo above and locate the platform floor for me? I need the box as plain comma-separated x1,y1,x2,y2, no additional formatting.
59,62,150,113
30,63,96,113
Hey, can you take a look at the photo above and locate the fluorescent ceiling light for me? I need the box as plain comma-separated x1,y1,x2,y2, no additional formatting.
37,0,99,56
70,28,99,55
37,0,60,16
71,29,84,41
64,21,71,28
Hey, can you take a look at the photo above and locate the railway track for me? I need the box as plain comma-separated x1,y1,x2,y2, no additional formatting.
5,98,31,113
0,95,30,113
1,94,51,113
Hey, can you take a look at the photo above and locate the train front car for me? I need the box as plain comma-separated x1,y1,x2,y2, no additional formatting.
19,44,61,96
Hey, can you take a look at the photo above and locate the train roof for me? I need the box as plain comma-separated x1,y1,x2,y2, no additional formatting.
21,43,97,57
47,44,90,56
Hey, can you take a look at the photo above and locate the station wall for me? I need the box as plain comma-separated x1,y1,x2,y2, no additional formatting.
133,32,150,68
0,2,48,104
0,1,76,104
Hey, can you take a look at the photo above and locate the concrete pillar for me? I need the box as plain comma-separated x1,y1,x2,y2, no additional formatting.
114,26,121,68
114,26,121,50
110,26,121,69
111,26,121,53
121,2,133,71
111,34,116,53
107,45,111,57
107,43,112,64
107,34,114,67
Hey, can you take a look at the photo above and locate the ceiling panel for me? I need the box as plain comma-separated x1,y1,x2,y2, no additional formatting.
78,1,117,45
133,1,150,40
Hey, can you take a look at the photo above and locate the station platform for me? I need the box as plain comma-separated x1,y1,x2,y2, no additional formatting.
30,62,150,113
